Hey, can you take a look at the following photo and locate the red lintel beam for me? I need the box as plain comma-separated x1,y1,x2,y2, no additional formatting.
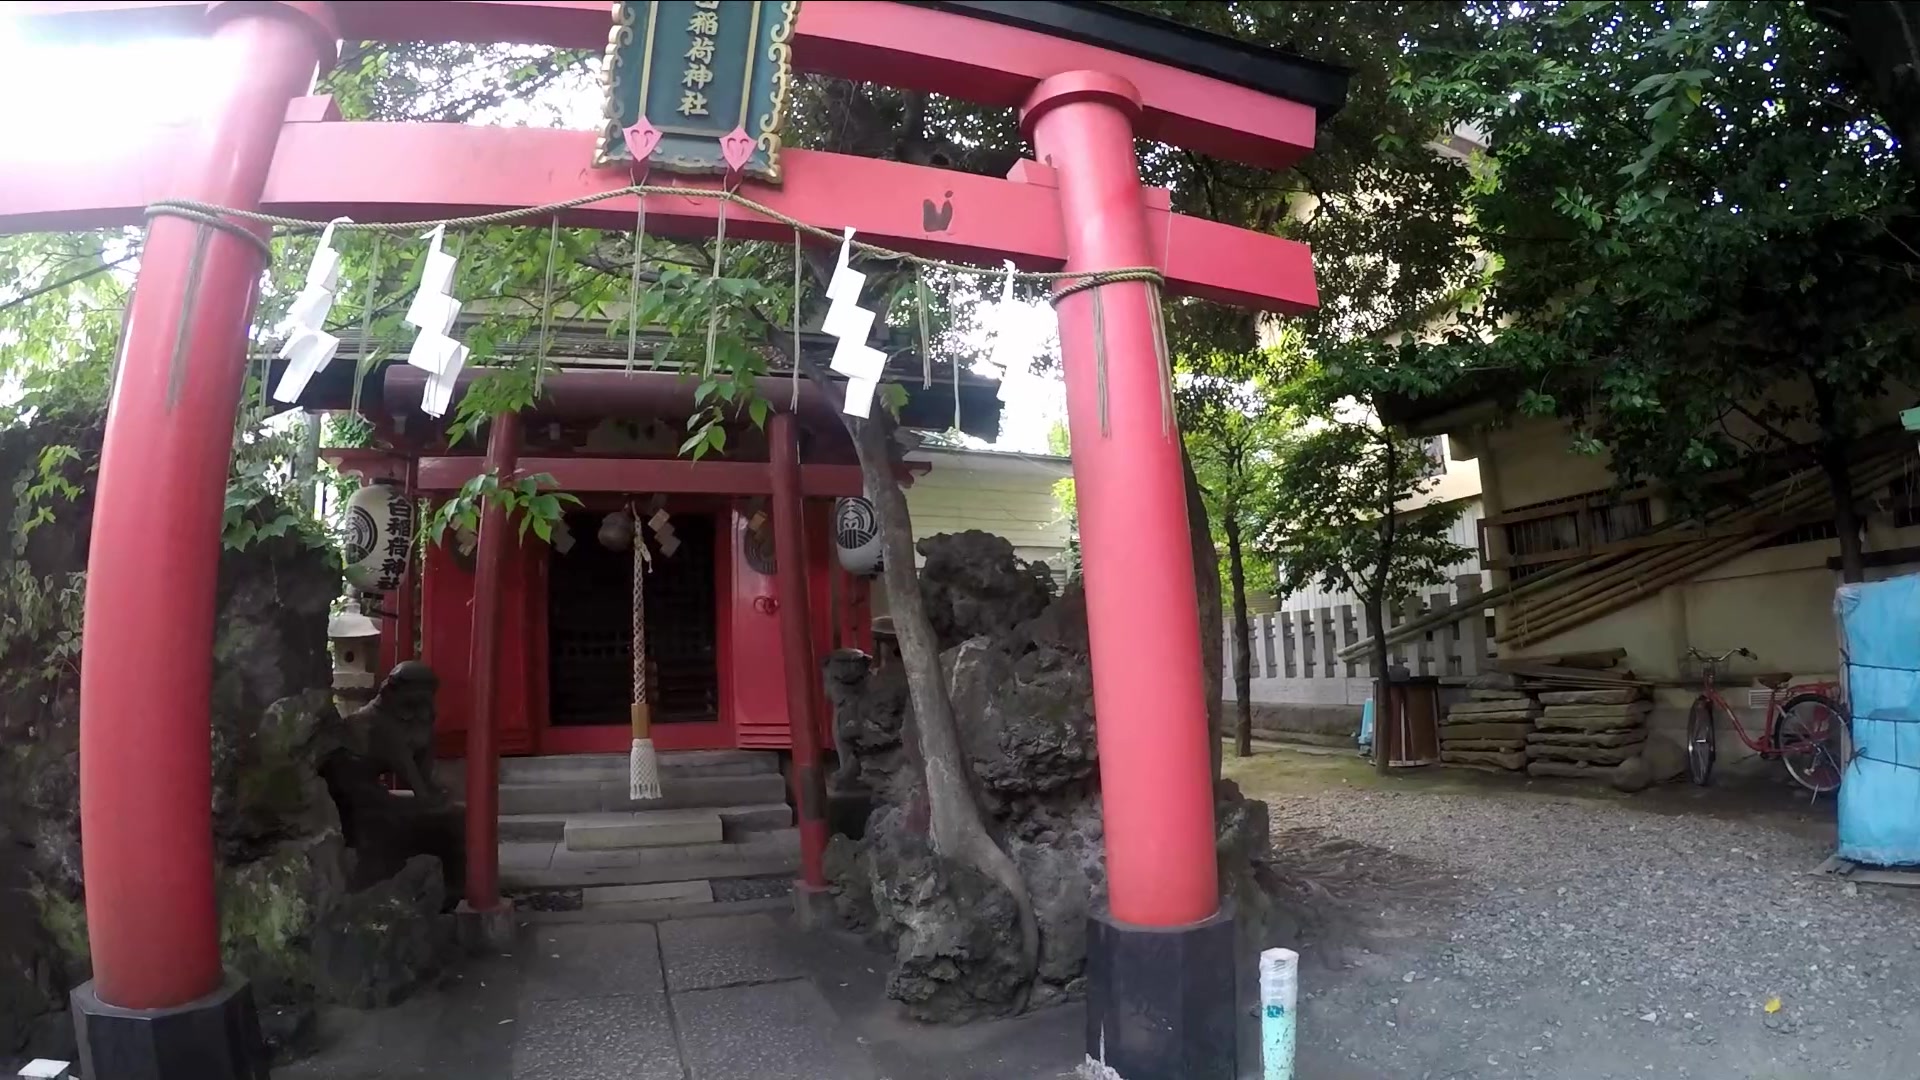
790,2,1316,170
13,1,1315,170
0,121,1316,312
416,455,866,498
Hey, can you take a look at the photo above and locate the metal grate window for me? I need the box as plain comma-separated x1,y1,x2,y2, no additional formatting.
548,511,718,726
1502,491,1653,579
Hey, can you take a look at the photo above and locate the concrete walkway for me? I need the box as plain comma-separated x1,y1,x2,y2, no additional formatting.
281,911,1085,1080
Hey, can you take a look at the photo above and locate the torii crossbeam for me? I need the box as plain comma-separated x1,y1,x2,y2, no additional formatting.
1,3,1346,1078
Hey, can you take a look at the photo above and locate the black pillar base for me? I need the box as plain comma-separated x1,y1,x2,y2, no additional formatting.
72,972,269,1080
1085,905,1237,1080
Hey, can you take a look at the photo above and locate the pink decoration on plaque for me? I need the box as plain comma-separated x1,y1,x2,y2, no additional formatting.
622,119,663,163
720,126,755,173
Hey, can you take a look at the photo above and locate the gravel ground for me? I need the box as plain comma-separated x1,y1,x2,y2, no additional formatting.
1242,757,1920,1080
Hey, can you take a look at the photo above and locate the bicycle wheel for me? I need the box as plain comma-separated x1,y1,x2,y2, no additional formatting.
1687,695,1717,786
1777,692,1849,794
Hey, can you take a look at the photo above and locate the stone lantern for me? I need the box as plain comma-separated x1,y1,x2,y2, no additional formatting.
328,596,383,711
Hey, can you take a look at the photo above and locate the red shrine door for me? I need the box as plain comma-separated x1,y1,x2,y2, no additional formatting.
422,492,840,757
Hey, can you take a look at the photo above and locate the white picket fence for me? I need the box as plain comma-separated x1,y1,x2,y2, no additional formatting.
1223,574,1491,706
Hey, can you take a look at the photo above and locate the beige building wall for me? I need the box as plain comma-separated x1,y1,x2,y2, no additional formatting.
900,446,1073,570
1458,412,1918,762
868,446,1075,624
1479,418,1615,510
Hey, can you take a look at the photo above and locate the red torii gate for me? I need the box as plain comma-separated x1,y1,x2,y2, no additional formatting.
2,3,1345,1077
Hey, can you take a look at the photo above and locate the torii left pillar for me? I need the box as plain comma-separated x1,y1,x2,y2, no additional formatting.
70,3,335,1078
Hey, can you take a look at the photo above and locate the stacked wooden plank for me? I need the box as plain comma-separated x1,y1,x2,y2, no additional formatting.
1526,689,1651,779
1439,689,1539,772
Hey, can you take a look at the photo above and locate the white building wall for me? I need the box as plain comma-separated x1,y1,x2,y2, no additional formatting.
1275,499,1487,614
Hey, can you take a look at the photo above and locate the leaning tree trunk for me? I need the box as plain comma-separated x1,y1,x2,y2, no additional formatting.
1184,446,1226,781
1223,515,1254,759
845,414,1040,985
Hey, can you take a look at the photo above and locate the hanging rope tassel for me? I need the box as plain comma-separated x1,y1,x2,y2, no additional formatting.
703,190,730,378
626,194,648,375
167,223,213,413
349,234,383,419
535,216,560,400
790,227,803,410
916,264,933,390
1091,285,1111,437
630,506,661,801
1148,282,1175,438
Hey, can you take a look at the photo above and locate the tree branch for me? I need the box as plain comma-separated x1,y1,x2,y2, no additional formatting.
0,253,137,314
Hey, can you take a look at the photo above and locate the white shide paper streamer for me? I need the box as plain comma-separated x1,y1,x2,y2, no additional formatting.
271,218,349,404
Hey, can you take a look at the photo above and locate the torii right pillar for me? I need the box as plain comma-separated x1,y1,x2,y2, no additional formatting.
1023,72,1235,1079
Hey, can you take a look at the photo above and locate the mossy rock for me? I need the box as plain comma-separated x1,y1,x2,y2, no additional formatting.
218,832,347,1001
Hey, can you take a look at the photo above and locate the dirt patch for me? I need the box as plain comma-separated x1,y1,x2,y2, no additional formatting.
1261,826,1463,969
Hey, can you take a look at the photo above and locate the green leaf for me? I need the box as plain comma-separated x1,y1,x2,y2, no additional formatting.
1628,72,1670,96
879,383,910,419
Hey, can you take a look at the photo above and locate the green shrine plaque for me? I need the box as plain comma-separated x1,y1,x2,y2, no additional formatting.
596,0,797,182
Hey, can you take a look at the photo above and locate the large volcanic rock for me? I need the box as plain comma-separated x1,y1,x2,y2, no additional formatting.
915,531,1054,650
825,535,1267,1021
0,415,461,1062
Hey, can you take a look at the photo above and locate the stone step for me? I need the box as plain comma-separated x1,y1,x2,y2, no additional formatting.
582,879,714,906
500,803,792,844
506,749,778,785
440,750,780,791
497,771,788,816
500,830,799,890
521,894,790,925
564,808,724,851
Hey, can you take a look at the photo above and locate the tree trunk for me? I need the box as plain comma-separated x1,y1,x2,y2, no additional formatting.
1811,378,1865,583
845,414,1040,985
1821,440,1865,583
1373,434,1400,777
1367,588,1392,777
1224,515,1254,758
1184,446,1225,780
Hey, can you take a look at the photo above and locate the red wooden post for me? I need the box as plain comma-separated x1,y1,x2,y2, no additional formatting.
1024,69,1237,1079
463,411,522,911
75,0,335,1013
1024,70,1219,929
768,411,830,896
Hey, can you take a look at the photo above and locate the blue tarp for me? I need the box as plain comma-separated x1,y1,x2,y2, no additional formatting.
1836,574,1920,866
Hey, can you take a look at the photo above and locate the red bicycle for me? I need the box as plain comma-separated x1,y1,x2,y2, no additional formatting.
1686,647,1849,793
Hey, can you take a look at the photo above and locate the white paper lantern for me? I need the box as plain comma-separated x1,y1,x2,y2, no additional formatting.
834,496,884,577
343,482,415,592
